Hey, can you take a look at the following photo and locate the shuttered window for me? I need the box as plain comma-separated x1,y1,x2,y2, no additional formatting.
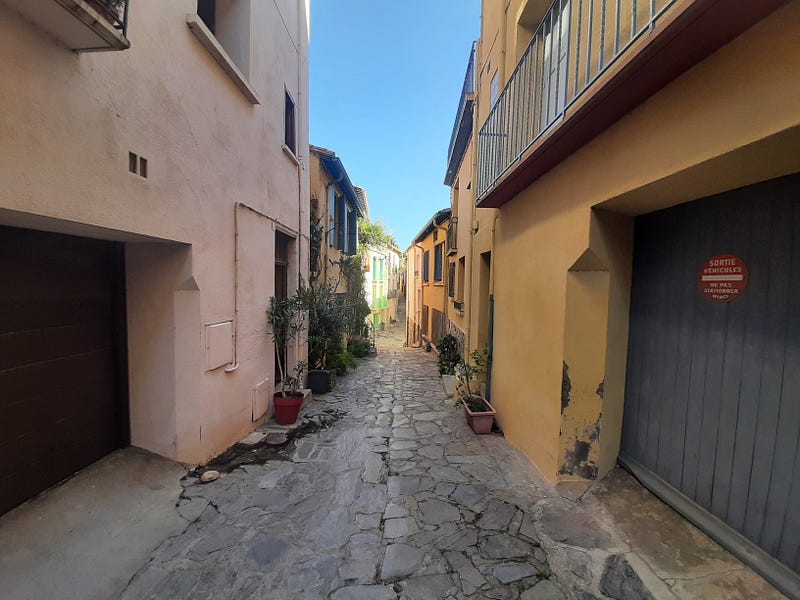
335,195,345,250
328,186,336,247
434,243,444,281
347,207,358,255
423,250,430,282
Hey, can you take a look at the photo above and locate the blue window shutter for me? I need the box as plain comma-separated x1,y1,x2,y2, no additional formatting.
336,195,345,250
347,208,358,255
328,186,336,247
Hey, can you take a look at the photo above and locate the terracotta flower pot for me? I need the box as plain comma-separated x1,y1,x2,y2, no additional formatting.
273,392,303,425
462,397,496,434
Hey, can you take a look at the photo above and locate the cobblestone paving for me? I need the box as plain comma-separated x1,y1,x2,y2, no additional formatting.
122,326,651,600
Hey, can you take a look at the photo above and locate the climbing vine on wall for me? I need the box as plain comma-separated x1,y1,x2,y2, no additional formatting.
309,216,324,283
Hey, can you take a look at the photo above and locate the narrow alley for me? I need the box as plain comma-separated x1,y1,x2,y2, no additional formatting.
115,323,782,600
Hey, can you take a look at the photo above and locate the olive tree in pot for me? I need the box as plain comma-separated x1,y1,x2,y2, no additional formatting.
456,349,496,434
437,334,461,398
267,292,308,425
300,283,347,394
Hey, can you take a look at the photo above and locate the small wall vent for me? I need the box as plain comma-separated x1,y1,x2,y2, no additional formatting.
128,151,148,178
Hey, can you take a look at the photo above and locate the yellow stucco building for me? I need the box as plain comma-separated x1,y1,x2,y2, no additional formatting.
460,0,800,592
406,209,451,347
309,145,365,292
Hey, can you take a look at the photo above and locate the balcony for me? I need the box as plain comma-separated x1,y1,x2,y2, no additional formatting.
444,43,476,186
475,0,785,207
4,0,130,51
446,218,458,255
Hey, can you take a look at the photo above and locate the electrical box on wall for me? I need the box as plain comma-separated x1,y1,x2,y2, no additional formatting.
205,321,233,371
253,378,271,421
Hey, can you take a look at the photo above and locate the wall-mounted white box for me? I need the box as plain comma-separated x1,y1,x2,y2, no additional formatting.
205,321,233,371
253,377,271,421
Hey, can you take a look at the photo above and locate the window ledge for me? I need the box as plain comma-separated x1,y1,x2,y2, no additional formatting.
186,14,260,105
282,144,300,166
433,282,444,286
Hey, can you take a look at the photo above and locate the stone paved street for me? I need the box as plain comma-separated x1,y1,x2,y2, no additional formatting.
121,324,785,600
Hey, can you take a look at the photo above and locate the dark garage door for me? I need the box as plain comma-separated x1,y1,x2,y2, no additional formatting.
0,226,127,516
621,173,800,588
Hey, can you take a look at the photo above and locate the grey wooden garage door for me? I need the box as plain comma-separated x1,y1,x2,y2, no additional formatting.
0,226,127,516
621,173,800,577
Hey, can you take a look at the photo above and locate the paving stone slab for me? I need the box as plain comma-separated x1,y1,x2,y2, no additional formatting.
384,517,420,539
330,585,398,600
380,544,425,580
481,534,534,559
493,563,538,583
476,499,518,530
398,574,455,599
388,476,421,496
418,499,461,525
520,579,567,600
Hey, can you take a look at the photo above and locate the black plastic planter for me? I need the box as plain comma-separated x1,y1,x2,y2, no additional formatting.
307,369,332,394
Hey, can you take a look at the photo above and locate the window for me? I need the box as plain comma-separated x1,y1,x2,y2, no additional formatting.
448,262,456,298
490,71,499,107
423,250,430,282
328,186,336,247
197,0,217,33
539,1,570,129
457,257,466,302
196,0,251,75
434,243,444,282
284,90,296,154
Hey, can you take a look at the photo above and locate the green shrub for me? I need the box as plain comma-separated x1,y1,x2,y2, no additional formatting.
348,338,371,358
437,334,461,375
326,353,348,375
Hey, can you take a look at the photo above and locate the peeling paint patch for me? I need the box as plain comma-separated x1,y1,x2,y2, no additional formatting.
596,378,604,400
559,439,598,479
561,362,571,413
587,413,601,443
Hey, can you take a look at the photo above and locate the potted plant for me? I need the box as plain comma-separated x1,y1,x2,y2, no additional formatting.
299,284,345,394
456,349,496,434
437,334,461,398
267,292,307,425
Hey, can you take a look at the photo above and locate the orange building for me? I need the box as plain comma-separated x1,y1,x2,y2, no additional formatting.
465,0,800,592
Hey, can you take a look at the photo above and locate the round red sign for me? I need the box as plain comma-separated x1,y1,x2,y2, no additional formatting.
698,254,748,302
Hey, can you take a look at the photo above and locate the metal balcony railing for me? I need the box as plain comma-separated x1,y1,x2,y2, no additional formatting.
86,0,130,37
476,0,678,200
445,44,476,185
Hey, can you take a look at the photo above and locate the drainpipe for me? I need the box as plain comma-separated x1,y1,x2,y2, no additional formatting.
412,242,425,347
226,202,298,374
485,212,499,401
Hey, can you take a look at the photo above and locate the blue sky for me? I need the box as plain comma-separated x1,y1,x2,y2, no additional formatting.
309,1,481,249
